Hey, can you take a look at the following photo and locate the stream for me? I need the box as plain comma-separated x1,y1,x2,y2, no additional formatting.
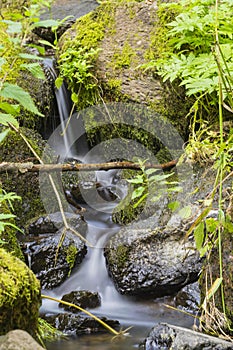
39,2,196,348
43,196,195,350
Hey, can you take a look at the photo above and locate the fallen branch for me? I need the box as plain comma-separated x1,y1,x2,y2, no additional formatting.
0,159,178,174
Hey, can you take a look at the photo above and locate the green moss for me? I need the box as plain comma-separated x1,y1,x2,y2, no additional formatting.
144,3,181,62
114,244,130,269
58,2,117,111
66,244,78,276
111,41,137,69
0,128,46,227
0,248,41,338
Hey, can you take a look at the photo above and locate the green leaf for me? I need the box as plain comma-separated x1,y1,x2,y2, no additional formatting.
0,102,20,115
0,129,9,143
55,77,63,89
3,20,22,34
194,221,205,251
0,83,43,117
38,39,56,49
0,113,19,128
127,175,144,184
132,186,145,200
178,205,192,219
168,201,180,211
206,277,223,301
33,19,61,28
19,53,44,60
133,193,148,208
0,213,16,220
20,63,45,79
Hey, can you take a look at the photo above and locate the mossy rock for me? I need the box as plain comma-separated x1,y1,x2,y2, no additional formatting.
58,0,192,144
0,248,41,338
0,128,46,227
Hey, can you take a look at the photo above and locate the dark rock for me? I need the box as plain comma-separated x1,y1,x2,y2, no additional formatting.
59,290,101,312
22,228,87,289
174,282,200,314
140,323,233,350
33,0,99,43
104,209,203,297
44,313,119,336
27,212,86,235
0,330,45,350
0,128,46,227
70,182,118,205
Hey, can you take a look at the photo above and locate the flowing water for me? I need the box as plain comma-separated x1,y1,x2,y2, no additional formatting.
43,200,195,350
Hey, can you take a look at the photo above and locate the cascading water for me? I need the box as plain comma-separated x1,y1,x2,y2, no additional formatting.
42,60,195,350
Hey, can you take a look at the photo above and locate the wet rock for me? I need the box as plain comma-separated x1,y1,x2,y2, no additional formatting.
0,330,45,350
22,227,87,289
0,248,41,338
139,323,233,350
34,0,99,43
27,212,86,235
104,209,203,297
70,182,118,205
174,282,200,314
59,290,101,312
44,313,119,336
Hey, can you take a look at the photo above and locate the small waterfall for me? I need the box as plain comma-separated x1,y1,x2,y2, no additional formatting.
43,58,88,158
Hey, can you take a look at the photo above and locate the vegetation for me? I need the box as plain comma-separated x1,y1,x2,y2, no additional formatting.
1,0,233,344
137,0,233,338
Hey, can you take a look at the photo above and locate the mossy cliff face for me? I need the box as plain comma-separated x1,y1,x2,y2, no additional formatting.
58,0,191,144
0,248,41,338
0,128,46,227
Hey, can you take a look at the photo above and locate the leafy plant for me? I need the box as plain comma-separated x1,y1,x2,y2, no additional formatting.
0,190,22,239
140,0,233,337
127,158,182,208
57,46,100,107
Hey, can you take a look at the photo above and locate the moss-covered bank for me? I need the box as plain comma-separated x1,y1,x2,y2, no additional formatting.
0,128,46,227
0,248,41,338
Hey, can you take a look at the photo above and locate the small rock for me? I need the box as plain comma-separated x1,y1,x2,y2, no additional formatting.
59,290,101,312
0,330,45,350
44,313,119,336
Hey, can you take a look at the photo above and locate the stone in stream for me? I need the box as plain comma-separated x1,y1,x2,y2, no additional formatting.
59,290,101,312
139,323,233,350
26,211,86,235
21,212,88,289
104,206,203,298
43,313,120,336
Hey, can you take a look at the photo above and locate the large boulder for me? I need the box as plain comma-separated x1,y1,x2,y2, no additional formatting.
140,323,233,350
104,211,202,297
21,213,88,289
57,0,192,142
0,248,41,338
